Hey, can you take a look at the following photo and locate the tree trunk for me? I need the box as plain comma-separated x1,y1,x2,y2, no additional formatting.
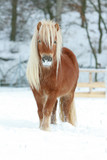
10,0,18,41
56,0,63,25
46,0,54,20
80,0,86,28
89,0,103,53
85,18,99,81
98,0,103,54
89,0,107,33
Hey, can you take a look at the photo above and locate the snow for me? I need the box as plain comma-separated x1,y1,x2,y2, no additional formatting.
0,87,107,160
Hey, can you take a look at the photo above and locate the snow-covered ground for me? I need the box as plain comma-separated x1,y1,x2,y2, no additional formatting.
0,87,107,160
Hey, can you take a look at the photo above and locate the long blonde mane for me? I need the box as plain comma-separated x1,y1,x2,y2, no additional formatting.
26,20,62,90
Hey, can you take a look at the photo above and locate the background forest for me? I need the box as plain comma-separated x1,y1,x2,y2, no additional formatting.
0,0,107,86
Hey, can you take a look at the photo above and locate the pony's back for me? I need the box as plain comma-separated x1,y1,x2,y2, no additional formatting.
62,47,79,70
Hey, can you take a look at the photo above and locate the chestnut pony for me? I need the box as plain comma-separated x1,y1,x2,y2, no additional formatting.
26,20,79,130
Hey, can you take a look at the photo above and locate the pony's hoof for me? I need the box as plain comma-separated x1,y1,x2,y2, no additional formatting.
40,126,50,131
51,121,57,125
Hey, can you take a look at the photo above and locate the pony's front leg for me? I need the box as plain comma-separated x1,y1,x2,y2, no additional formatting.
32,89,43,128
41,95,57,131
37,102,43,127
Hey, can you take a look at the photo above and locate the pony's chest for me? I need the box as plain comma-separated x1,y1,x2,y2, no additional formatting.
40,74,57,92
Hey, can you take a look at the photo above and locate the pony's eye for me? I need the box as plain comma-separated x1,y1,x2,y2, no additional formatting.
38,40,41,43
54,41,57,44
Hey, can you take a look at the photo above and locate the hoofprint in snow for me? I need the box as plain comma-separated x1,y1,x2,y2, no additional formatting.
0,88,107,160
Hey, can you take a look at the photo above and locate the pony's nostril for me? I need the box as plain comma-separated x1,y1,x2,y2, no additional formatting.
48,57,52,61
42,57,45,62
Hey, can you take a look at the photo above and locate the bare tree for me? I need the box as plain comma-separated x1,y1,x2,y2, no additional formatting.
80,0,86,27
10,0,18,41
89,0,107,33
46,0,55,19
31,0,56,20
67,0,87,27
98,0,103,54
31,0,63,24
84,0,106,80
56,0,63,25
89,0,107,54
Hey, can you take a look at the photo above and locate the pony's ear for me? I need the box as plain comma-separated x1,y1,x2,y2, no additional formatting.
55,23,59,31
37,22,42,31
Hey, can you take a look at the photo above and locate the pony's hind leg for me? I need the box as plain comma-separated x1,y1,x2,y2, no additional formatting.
60,93,77,126
60,96,71,122
51,100,58,124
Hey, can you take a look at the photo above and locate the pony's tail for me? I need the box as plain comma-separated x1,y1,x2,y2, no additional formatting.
59,97,77,126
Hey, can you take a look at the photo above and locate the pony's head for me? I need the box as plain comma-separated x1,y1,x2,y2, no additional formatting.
37,21,62,68
26,20,62,90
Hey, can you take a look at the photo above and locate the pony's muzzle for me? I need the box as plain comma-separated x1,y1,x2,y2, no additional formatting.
41,55,53,67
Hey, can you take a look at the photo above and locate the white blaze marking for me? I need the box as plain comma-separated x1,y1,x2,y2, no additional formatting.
42,60,52,67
